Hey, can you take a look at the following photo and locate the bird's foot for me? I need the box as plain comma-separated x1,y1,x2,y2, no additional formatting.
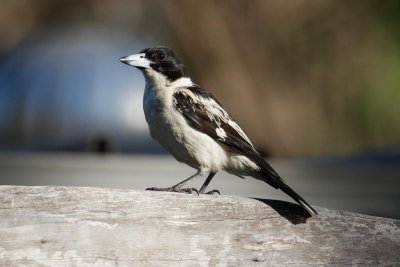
146,186,199,195
201,189,221,195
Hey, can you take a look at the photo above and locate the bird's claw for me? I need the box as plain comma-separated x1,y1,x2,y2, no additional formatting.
204,189,220,195
178,187,199,195
146,187,199,195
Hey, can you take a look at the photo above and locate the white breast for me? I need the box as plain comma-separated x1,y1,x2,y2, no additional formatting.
142,74,228,172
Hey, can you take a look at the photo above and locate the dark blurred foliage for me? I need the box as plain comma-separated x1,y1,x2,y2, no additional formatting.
0,0,399,156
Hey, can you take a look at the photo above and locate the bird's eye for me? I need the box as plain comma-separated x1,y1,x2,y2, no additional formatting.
156,51,166,61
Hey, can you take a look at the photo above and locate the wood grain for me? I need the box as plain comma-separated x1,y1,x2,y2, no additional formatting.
0,186,399,266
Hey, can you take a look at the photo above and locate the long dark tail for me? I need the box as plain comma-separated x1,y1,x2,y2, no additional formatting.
259,160,318,216
274,179,318,216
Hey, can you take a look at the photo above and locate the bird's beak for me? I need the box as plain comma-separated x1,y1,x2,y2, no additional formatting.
119,53,151,69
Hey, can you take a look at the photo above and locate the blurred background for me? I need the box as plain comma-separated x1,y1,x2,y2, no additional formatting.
0,1,399,218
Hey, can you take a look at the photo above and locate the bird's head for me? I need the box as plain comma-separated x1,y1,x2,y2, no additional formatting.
120,46,189,84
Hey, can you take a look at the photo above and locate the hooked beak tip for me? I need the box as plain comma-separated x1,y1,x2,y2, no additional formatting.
119,53,150,69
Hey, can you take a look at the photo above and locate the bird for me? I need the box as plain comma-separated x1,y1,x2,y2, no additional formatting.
120,46,317,216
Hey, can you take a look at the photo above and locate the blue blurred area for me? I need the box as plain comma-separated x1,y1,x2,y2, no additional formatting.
0,27,163,153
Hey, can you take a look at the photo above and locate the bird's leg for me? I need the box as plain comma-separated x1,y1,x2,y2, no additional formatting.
146,170,202,194
199,172,220,195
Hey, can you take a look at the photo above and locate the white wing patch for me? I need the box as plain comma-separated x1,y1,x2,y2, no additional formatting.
216,127,227,141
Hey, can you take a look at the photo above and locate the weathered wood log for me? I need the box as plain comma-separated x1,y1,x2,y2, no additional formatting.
0,186,399,266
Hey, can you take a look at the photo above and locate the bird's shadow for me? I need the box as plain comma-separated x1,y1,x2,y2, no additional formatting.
251,198,313,225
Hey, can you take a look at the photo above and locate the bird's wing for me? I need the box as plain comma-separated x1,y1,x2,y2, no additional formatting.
173,85,318,215
173,85,253,148
173,85,281,184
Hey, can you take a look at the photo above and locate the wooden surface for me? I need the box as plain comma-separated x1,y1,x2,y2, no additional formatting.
1,152,400,219
0,186,399,266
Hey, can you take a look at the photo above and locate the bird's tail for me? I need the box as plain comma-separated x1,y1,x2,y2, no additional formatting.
274,180,318,216
258,161,318,216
